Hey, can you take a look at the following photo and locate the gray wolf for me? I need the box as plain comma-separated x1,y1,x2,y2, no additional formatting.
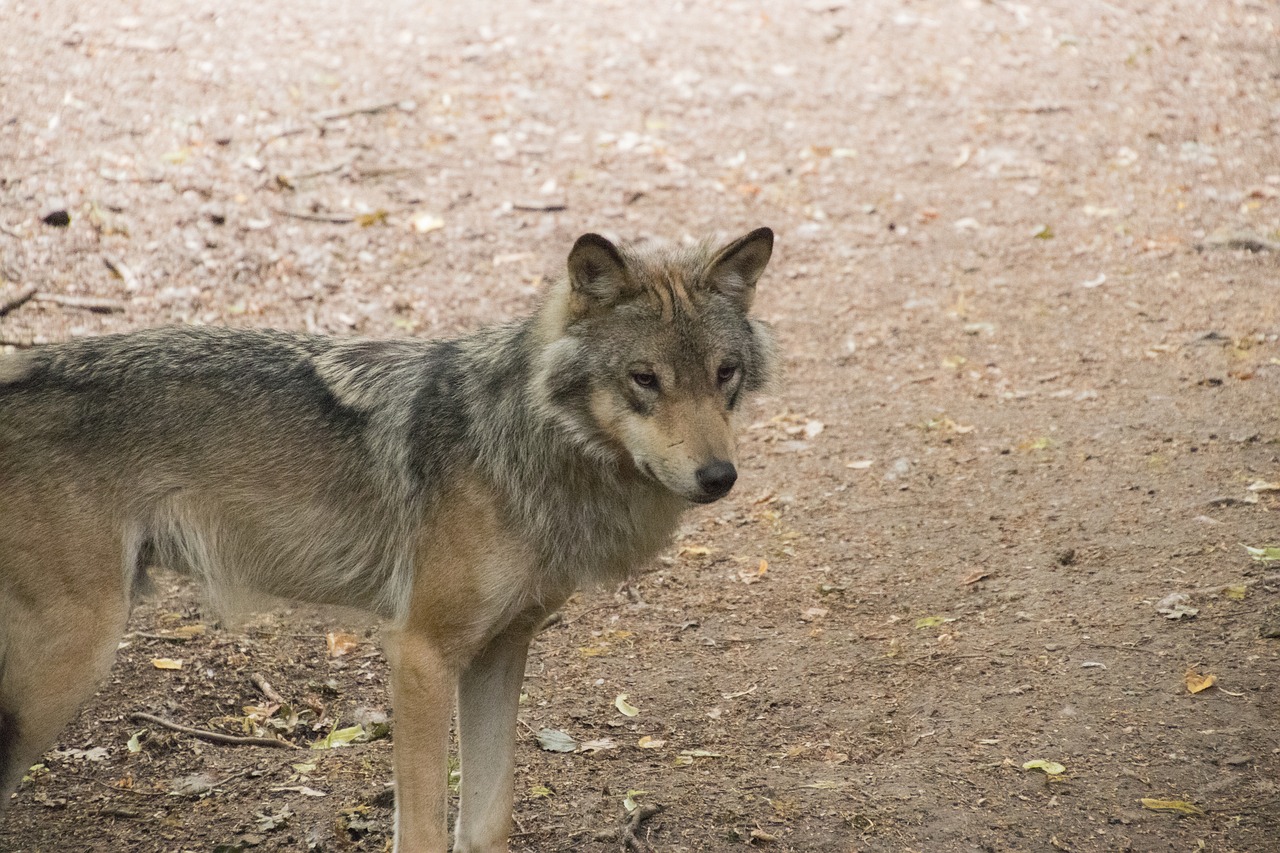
0,227,777,852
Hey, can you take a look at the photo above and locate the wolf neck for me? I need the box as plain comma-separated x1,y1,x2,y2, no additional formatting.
452,301,688,590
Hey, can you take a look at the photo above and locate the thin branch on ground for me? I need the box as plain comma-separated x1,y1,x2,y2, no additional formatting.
128,631,195,643
287,156,358,181
250,673,287,706
555,602,620,627
93,779,169,799
272,207,357,223
0,285,37,317
313,100,406,122
32,293,125,313
255,126,307,153
128,712,296,749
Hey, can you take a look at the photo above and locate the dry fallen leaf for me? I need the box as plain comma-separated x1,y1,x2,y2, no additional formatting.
738,559,769,585
799,606,828,622
579,738,617,754
310,725,367,750
326,631,359,658
637,735,665,749
615,694,640,717
1245,545,1280,563
1022,759,1066,776
1184,669,1217,694
921,415,975,435
1140,797,1205,816
535,729,578,753
151,658,183,670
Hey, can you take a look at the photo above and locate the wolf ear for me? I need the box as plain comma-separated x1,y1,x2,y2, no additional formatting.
706,227,773,311
567,233,630,311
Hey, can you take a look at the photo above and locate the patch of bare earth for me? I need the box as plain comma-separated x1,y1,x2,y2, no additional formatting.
2,0,1279,851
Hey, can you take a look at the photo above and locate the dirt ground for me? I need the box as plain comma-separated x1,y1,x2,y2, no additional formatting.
2,0,1279,850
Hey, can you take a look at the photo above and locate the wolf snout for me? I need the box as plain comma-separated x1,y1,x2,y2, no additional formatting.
695,460,737,501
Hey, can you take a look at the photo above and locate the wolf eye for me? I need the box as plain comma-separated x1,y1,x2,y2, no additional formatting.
631,371,659,390
716,363,739,385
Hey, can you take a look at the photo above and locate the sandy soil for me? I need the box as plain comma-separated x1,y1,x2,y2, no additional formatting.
2,0,1279,851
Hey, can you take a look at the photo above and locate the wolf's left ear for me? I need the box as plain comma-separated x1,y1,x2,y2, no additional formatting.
707,227,773,311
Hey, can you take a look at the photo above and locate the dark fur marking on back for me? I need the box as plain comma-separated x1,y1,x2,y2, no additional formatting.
6,328,371,450
406,341,472,491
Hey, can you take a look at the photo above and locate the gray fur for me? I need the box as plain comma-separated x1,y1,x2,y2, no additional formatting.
0,228,778,847
0,230,777,624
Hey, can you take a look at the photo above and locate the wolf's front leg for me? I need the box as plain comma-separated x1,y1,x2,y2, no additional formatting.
385,629,456,853
452,620,542,853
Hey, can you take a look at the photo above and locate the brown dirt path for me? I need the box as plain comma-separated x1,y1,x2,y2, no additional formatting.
2,1,1279,850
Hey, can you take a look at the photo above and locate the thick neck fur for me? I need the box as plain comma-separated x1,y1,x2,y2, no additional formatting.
445,291,688,596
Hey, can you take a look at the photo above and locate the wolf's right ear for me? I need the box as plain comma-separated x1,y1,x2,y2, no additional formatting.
706,227,773,311
567,233,630,313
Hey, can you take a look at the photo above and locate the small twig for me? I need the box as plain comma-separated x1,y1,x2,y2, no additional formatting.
93,779,169,799
99,806,144,819
1195,232,1280,253
288,156,358,182
32,293,125,313
512,200,568,212
103,254,139,291
313,100,406,122
558,603,621,627
128,712,296,749
251,673,287,706
128,631,195,644
245,630,334,639
272,207,357,224
256,126,308,153
0,285,37,317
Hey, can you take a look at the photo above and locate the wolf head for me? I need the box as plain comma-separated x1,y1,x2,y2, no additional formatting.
534,228,777,504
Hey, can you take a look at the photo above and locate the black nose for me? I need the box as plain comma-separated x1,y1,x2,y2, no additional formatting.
695,460,737,500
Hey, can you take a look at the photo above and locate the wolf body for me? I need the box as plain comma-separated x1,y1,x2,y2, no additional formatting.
0,228,777,852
